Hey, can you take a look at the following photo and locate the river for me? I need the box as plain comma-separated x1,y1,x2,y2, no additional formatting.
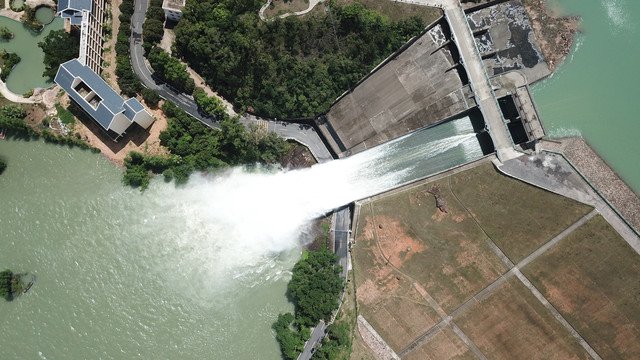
532,0,640,193
2,1,634,357
0,115,483,358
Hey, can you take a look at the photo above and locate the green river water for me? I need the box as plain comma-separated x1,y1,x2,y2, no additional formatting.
0,16,63,95
532,0,640,193
1,0,638,357
0,140,296,359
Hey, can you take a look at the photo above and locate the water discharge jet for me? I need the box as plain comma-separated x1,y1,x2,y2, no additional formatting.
143,116,486,303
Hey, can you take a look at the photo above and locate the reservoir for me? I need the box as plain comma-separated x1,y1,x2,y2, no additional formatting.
0,16,63,94
0,115,483,358
532,0,640,193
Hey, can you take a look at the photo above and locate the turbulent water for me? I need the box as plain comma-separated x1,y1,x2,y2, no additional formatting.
533,0,640,193
0,116,483,358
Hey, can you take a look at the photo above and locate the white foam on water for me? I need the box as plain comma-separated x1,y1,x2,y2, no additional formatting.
141,121,485,305
601,0,633,33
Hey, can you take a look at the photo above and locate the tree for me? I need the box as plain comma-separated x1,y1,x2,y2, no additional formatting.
38,30,80,80
0,269,12,300
288,249,342,327
0,157,6,175
142,18,164,45
0,26,13,39
141,87,161,107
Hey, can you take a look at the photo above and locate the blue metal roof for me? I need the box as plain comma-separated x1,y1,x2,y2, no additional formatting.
55,59,127,131
57,0,92,12
58,0,92,25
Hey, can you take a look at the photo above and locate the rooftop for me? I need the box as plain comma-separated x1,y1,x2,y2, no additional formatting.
162,0,185,11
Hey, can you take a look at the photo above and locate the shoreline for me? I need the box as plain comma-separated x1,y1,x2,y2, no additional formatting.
540,137,640,233
521,0,581,73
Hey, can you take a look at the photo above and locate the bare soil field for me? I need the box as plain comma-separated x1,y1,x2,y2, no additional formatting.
366,180,507,312
456,277,590,359
353,212,441,352
523,215,640,359
402,326,474,360
449,162,592,262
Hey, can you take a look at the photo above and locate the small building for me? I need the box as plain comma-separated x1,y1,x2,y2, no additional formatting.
162,0,185,22
54,59,154,141
57,0,92,25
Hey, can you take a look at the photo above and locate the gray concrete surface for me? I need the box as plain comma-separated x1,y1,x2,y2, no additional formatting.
322,21,475,157
466,0,551,83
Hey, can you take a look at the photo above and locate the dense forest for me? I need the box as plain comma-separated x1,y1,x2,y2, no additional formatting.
273,249,343,359
174,0,425,118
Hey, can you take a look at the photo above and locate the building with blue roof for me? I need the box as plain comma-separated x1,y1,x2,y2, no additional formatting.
57,0,93,25
55,59,154,140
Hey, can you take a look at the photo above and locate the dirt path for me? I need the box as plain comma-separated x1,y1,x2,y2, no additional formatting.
102,0,122,92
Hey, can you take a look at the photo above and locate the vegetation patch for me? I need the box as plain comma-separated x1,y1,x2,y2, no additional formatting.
55,103,75,125
456,277,589,359
449,162,592,262
122,101,290,189
38,29,80,80
174,0,426,117
0,50,21,81
273,249,343,359
337,0,442,24
523,215,640,358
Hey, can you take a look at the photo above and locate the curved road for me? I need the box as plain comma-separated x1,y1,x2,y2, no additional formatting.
130,0,333,163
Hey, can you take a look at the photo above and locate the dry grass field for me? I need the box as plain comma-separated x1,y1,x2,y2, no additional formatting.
523,215,640,359
353,216,442,352
449,163,593,262
402,326,475,360
363,179,508,313
349,162,631,360
455,277,590,359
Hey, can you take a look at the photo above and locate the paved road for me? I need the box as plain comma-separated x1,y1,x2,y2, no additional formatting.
298,320,326,360
130,0,333,163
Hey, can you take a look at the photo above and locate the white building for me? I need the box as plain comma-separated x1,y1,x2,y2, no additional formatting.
162,0,185,22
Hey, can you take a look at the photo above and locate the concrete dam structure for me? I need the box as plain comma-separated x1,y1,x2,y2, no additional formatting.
317,0,549,161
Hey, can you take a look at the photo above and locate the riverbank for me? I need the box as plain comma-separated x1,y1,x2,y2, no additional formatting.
540,137,640,232
521,0,581,72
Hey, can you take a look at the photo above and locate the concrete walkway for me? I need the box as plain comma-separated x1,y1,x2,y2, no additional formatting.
0,79,35,104
259,0,324,21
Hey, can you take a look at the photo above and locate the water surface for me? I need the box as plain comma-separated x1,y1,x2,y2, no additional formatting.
0,16,63,94
532,0,640,193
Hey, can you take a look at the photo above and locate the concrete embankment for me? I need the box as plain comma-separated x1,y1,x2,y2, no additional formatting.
539,137,640,231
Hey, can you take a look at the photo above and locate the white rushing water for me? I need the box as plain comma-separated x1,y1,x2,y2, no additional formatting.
137,116,485,303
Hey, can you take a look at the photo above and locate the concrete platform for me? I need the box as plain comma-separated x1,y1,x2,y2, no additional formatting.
320,20,476,157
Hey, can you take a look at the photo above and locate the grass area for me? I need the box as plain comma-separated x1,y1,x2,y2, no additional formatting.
337,0,442,24
403,326,475,360
522,215,640,358
450,162,593,263
368,180,508,312
55,103,75,125
264,0,310,18
456,277,590,359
